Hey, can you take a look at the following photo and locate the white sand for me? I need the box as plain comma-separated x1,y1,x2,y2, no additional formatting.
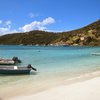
8,77,100,100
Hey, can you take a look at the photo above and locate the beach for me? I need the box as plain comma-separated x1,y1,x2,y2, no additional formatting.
0,46,100,100
7,76,100,100
0,0,100,99
0,70,99,100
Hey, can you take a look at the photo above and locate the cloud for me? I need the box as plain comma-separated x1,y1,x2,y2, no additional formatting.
20,17,55,32
5,20,12,26
0,20,17,35
0,27,17,35
0,20,2,24
29,13,39,18
0,17,56,35
42,17,55,25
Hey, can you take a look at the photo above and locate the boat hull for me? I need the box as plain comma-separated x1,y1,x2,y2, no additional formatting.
0,62,15,65
0,65,36,75
0,69,31,75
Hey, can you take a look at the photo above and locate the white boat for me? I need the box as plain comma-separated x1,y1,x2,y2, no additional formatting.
0,57,21,65
91,53,100,56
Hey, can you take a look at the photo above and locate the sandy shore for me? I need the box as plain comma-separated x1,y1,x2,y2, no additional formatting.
8,76,100,100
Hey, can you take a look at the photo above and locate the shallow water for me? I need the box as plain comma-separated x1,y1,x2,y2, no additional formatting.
0,45,100,89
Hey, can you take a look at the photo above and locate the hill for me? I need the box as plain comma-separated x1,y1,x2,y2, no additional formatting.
0,20,100,46
0,31,59,45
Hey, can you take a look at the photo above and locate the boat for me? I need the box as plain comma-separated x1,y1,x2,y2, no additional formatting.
62,44,69,47
0,64,37,75
91,53,100,56
0,57,21,65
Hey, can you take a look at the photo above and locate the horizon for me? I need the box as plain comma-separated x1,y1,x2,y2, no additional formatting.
0,0,100,35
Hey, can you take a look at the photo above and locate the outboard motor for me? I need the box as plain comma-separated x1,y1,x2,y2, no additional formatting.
27,64,37,71
12,56,21,63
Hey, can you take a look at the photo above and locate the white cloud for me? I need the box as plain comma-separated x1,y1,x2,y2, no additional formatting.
0,20,17,35
20,17,55,32
0,27,17,35
5,20,12,29
5,20,12,25
0,20,2,24
29,13,39,18
0,17,56,35
42,17,55,25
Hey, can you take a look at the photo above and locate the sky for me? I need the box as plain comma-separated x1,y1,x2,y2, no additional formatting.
0,0,100,35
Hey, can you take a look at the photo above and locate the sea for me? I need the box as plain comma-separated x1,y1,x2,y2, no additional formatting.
0,45,100,93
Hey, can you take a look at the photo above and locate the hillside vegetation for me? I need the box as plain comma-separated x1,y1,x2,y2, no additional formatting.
0,20,100,46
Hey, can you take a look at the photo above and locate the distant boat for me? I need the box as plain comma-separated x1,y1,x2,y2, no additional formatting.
0,57,21,65
91,53,100,56
62,44,69,47
0,64,37,75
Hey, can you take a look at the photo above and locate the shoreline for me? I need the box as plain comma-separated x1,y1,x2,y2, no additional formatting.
8,76,100,100
0,70,100,100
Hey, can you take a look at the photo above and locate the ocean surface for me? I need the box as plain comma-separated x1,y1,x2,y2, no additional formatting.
0,45,100,91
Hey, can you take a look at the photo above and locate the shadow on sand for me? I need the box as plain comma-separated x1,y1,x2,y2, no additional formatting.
0,97,4,100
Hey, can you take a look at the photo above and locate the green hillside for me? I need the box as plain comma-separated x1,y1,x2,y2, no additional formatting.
0,20,100,46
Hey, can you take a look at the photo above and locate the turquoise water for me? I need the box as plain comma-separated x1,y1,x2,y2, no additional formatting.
0,45,100,88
